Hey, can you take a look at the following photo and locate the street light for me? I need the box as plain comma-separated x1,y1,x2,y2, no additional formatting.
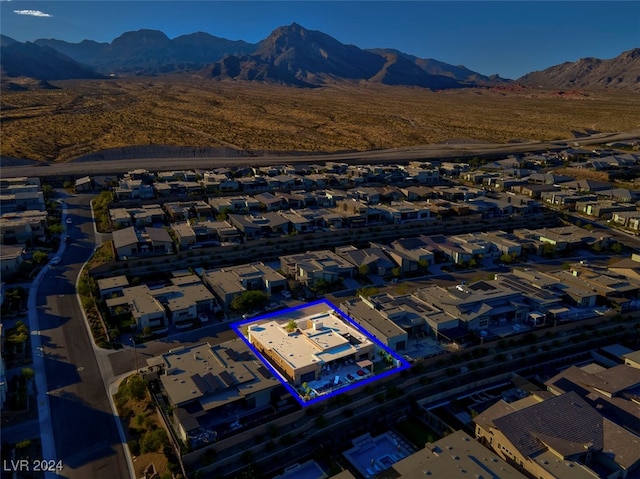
130,337,138,373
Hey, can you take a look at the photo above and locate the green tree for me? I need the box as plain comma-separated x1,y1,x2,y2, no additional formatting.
21,367,35,380
285,320,297,333
541,243,556,258
140,429,168,454
395,282,410,295
356,286,379,298
216,208,231,221
48,223,64,235
41,184,55,199
7,321,29,346
230,290,270,312
126,374,147,401
611,242,623,254
32,250,49,264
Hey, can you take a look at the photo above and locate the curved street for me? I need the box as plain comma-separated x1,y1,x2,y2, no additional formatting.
31,193,130,479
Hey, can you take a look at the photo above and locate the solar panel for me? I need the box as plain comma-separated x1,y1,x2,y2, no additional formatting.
218,370,236,387
203,373,222,392
191,374,211,394
257,366,273,380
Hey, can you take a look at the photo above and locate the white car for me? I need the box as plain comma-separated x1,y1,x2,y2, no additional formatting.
198,313,209,322
50,256,61,265
66,218,72,224
282,291,292,299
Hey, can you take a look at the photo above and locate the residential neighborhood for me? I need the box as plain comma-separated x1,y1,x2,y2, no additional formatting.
2,144,640,479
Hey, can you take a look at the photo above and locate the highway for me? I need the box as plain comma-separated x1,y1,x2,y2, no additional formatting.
34,193,129,479
3,130,639,179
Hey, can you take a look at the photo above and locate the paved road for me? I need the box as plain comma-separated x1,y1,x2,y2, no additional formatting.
3,130,639,178
109,323,238,378
35,194,129,479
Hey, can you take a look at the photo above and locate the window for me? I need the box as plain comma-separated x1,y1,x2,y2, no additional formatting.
300,371,315,383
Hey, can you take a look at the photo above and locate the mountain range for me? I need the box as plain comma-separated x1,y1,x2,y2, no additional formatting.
1,23,638,91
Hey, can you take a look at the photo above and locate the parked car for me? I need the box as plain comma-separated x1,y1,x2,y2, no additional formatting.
198,313,209,323
264,302,281,312
66,218,72,224
282,291,292,299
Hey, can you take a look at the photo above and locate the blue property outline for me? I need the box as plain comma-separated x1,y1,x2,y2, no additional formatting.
230,299,411,407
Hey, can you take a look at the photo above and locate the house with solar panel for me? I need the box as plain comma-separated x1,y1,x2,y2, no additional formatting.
152,339,282,448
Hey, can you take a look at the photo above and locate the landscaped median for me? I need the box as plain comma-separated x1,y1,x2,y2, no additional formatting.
77,242,114,348
113,373,183,479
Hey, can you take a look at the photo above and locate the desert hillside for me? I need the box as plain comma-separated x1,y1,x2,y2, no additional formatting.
1,77,639,162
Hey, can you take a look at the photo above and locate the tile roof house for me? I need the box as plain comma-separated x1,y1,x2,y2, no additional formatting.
388,236,436,272
608,255,640,282
335,245,396,276
545,364,640,437
475,391,640,479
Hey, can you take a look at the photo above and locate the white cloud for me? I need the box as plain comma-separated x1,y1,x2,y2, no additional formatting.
13,9,53,17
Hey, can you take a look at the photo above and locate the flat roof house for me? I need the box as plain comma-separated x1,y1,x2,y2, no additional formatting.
155,340,281,445
97,275,130,300
360,292,436,338
247,307,375,386
201,262,286,307
105,276,217,331
112,226,173,260
0,244,24,276
340,297,409,352
107,284,168,332
171,222,197,250
280,250,355,288
228,213,288,239
391,430,526,479
415,281,530,333
0,210,47,245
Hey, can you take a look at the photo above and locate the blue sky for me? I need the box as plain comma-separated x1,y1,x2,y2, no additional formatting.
1,1,638,79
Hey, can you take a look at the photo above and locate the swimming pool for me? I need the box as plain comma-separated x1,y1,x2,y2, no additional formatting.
343,433,408,478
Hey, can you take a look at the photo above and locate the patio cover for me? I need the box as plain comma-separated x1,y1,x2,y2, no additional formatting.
356,360,373,369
